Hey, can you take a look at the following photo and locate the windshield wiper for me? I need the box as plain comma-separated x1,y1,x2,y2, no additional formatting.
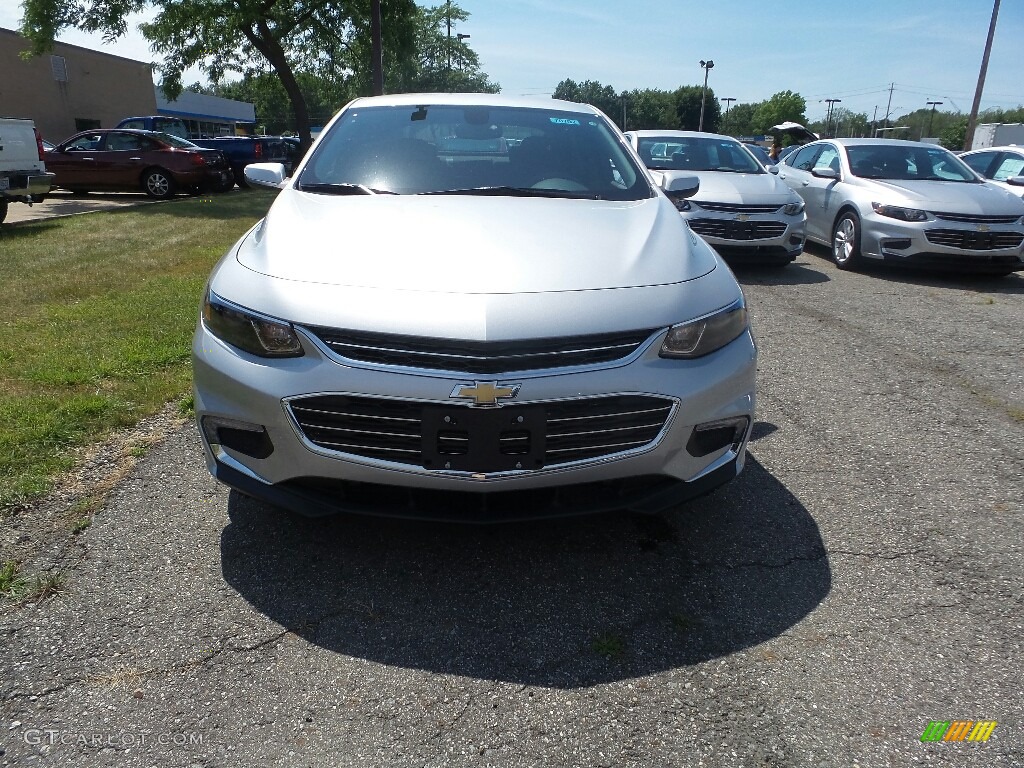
298,182,395,195
418,186,601,200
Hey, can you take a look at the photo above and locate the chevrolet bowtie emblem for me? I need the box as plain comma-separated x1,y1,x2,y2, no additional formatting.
977,224,990,232
736,214,750,222
451,381,521,406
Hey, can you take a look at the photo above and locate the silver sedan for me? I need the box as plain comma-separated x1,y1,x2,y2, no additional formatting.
960,145,1024,199
772,138,1024,274
192,94,757,521
624,130,807,266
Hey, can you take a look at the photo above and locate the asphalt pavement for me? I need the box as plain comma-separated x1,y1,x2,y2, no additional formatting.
1,191,162,224
1,246,1022,767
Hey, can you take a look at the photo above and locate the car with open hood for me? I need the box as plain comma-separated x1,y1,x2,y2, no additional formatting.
772,138,1024,274
624,130,806,265
192,94,757,521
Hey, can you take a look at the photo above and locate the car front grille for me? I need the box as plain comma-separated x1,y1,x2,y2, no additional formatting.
925,228,1024,251
932,212,1021,224
306,327,657,374
288,393,675,471
695,201,782,214
688,219,788,241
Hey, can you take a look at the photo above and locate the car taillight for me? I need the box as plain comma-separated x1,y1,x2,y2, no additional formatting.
34,127,45,161
191,153,207,166
254,142,263,158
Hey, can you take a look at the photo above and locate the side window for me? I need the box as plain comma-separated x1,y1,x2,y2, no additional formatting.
790,144,821,171
813,146,841,173
107,133,145,151
993,154,1024,182
66,133,103,151
121,120,144,131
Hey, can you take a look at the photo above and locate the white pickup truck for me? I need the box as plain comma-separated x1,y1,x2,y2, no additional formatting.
0,117,55,225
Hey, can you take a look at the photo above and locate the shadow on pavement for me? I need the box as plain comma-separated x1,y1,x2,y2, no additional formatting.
801,241,1024,294
220,456,830,687
731,259,831,286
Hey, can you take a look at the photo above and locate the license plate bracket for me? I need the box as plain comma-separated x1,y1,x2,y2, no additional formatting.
421,404,546,472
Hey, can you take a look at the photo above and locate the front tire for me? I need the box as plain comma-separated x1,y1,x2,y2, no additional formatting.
832,211,862,270
0,199,8,225
143,169,175,199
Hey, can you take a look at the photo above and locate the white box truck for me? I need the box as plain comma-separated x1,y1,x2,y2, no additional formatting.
971,123,1024,150
0,117,55,225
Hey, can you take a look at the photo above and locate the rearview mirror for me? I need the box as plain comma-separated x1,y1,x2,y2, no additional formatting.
244,162,288,189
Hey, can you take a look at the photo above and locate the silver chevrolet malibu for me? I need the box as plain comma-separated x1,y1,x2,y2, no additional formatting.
772,138,1024,274
624,130,807,266
192,94,757,521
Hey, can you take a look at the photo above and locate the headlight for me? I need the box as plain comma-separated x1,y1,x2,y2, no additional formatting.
660,300,749,359
202,291,304,357
782,199,805,215
871,202,928,222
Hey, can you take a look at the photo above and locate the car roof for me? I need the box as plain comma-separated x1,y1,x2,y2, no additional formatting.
627,129,739,142
343,92,602,116
961,145,1023,154
827,138,953,148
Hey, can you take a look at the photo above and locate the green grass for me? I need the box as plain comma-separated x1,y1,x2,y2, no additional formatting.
0,191,276,510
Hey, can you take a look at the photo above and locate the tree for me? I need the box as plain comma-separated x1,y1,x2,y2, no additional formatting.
719,102,756,138
389,3,498,93
751,91,807,135
553,79,620,122
18,0,420,152
673,85,718,132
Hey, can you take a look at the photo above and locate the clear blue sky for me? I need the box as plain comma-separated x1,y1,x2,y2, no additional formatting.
2,0,1021,123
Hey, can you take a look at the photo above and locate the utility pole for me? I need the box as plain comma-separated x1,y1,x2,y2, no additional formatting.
871,105,878,137
883,83,895,132
925,100,943,138
444,0,470,92
825,98,842,137
620,92,628,130
964,0,1001,150
371,0,383,95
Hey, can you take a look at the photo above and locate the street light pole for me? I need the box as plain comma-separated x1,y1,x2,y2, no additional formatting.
720,97,735,135
926,100,943,138
965,0,1001,150
698,59,714,131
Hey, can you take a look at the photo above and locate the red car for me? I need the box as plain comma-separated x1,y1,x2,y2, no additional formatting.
46,129,233,198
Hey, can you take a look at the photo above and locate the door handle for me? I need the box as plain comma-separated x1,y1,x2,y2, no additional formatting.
130,157,142,161
801,180,810,186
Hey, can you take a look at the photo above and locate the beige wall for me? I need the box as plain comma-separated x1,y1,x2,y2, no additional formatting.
0,27,157,144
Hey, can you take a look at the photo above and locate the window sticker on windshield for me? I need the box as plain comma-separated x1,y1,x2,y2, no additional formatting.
550,118,580,125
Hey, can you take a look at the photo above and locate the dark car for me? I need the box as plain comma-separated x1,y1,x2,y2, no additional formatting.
189,136,295,188
45,129,233,198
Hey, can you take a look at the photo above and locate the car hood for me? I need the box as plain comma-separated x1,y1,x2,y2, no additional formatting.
236,190,716,293
684,171,796,204
861,179,1024,213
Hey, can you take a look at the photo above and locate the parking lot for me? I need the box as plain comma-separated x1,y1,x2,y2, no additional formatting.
1,244,1022,766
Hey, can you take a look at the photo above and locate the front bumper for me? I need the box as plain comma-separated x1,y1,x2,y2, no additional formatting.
861,215,1024,272
683,210,806,262
193,321,757,520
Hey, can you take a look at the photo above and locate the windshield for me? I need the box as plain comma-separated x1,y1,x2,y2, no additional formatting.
636,136,765,174
847,144,979,182
299,104,651,199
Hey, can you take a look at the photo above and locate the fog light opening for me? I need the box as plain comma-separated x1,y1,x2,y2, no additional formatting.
883,238,913,251
201,416,274,459
686,416,750,457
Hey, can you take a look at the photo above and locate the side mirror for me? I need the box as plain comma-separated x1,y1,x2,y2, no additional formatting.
768,165,780,175
1007,175,1024,187
661,173,700,201
244,162,288,189
811,167,839,180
